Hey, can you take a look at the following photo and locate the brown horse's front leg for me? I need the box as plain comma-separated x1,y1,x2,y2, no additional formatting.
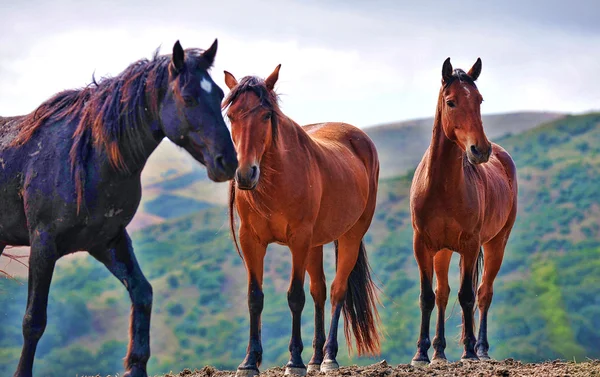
306,246,326,373
236,229,267,377
458,246,481,361
90,230,152,377
285,237,311,376
411,234,436,367
432,249,453,364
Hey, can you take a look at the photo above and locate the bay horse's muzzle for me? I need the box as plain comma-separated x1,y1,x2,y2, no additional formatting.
236,165,260,190
467,144,492,165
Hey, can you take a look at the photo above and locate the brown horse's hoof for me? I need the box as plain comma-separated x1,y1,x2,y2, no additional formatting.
236,368,260,377
478,354,492,361
306,364,321,373
431,358,449,365
460,357,480,363
284,366,307,376
123,365,148,377
410,359,429,367
320,359,339,372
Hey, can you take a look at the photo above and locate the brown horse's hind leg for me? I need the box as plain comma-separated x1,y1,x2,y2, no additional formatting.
411,233,436,366
476,230,510,360
432,249,453,364
235,228,267,377
90,230,152,377
457,245,481,361
306,246,326,372
14,229,58,377
284,235,312,376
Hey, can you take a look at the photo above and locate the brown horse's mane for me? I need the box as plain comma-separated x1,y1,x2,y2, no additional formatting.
10,47,209,212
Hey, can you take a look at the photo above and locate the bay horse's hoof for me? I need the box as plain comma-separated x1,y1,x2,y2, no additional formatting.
460,356,480,363
284,366,307,376
306,364,321,373
478,354,492,361
320,359,340,372
236,368,260,377
431,358,449,365
410,359,430,367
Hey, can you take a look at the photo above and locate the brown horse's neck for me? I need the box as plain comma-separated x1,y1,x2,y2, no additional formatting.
426,98,466,187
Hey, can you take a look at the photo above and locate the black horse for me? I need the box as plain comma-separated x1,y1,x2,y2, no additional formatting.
0,39,237,377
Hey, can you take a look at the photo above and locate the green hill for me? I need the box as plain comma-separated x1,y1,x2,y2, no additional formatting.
1,112,598,377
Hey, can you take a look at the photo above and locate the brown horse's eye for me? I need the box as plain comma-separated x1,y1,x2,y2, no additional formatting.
446,100,456,108
263,112,272,121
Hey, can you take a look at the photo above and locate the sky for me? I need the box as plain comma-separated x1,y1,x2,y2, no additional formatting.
0,0,598,128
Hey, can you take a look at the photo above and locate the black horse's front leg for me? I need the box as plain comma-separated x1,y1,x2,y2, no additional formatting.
14,230,58,377
91,230,153,377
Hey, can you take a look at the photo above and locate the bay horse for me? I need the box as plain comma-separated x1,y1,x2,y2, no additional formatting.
409,58,517,365
224,65,381,376
0,39,237,377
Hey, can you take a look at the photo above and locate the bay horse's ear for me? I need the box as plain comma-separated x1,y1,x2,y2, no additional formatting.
172,40,185,72
442,57,453,84
468,57,482,81
265,64,281,91
224,70,238,89
202,39,218,66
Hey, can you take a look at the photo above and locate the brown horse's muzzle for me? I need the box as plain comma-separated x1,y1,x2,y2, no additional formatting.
236,165,260,190
467,143,492,165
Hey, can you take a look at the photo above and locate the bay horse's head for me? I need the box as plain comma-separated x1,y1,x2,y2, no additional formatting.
222,65,282,190
439,57,491,165
160,40,238,182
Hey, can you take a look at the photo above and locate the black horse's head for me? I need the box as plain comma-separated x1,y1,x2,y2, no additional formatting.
159,40,237,182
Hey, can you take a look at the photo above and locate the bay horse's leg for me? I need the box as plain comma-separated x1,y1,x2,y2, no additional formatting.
458,247,480,361
476,231,509,360
306,246,326,373
90,230,152,377
236,229,267,377
411,233,436,367
284,236,311,376
431,249,452,364
14,230,58,377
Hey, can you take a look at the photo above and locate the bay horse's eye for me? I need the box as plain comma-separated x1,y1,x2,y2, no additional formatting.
183,95,198,107
263,112,272,121
446,100,456,108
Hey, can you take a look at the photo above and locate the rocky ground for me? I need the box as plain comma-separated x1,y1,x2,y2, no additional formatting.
131,359,600,377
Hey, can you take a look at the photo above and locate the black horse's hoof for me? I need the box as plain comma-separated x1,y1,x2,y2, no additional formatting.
236,367,260,377
123,365,148,377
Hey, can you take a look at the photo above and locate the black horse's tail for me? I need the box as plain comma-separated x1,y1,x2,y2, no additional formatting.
335,240,382,357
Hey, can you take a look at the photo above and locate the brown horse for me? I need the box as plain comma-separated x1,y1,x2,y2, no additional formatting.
224,65,381,376
409,58,518,365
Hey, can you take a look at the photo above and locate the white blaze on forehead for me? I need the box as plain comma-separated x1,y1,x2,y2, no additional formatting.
462,84,471,98
200,76,213,93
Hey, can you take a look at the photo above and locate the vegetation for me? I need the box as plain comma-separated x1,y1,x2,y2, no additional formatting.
1,112,599,377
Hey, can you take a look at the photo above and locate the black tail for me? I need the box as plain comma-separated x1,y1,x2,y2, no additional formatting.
475,247,484,301
335,240,381,357
228,180,243,260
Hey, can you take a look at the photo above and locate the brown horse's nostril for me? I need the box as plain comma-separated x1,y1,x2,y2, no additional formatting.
470,145,481,157
249,165,258,181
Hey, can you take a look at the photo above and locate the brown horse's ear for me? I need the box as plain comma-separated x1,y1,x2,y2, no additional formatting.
224,70,238,89
265,64,281,91
442,57,453,84
468,57,482,81
202,39,218,66
172,40,185,72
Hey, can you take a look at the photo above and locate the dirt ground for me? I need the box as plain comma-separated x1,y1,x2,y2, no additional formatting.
153,359,600,377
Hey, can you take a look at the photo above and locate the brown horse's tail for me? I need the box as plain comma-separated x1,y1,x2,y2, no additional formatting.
335,240,382,357
228,181,243,260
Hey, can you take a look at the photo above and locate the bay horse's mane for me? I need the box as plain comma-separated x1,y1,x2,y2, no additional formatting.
444,68,478,89
10,47,210,211
222,75,281,145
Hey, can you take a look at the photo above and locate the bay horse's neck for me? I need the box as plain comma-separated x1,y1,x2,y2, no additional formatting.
426,100,466,188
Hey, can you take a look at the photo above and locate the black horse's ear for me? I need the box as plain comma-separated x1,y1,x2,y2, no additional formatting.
468,57,482,81
202,39,218,66
172,40,185,72
442,57,453,84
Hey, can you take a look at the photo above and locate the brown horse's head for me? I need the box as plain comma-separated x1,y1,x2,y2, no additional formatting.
222,65,281,190
439,57,491,164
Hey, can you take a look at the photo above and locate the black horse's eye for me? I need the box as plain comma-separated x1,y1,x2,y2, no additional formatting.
183,95,198,107
446,100,456,108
